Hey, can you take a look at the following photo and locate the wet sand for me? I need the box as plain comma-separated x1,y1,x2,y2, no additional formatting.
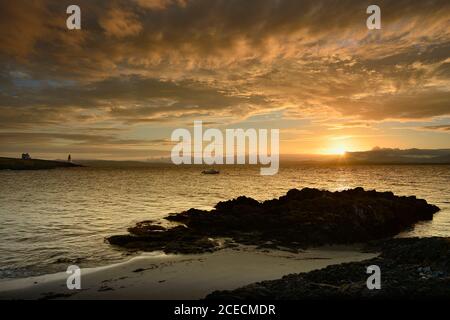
0,246,377,300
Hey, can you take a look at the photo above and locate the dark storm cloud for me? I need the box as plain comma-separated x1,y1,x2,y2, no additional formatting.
0,0,449,143
0,76,254,109
1,0,448,68
0,75,267,128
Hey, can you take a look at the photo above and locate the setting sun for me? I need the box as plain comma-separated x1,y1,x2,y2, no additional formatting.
329,146,347,156
325,146,347,156
321,141,349,156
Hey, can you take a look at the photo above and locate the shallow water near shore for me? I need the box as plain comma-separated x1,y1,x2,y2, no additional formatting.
0,245,377,299
0,164,449,279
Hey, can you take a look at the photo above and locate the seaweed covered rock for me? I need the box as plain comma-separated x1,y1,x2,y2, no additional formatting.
106,188,440,253
107,225,218,254
206,237,450,299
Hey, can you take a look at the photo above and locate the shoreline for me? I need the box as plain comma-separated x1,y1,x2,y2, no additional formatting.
207,237,450,299
0,157,82,170
0,245,377,300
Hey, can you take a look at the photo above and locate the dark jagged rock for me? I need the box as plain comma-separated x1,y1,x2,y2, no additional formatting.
128,221,167,235
106,188,440,254
206,237,450,299
107,225,218,254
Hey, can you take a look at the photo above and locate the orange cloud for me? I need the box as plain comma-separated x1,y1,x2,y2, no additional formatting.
99,7,143,38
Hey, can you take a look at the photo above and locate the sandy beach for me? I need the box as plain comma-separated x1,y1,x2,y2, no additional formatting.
0,246,377,300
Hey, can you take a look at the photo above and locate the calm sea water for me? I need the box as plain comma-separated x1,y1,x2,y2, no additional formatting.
0,164,449,279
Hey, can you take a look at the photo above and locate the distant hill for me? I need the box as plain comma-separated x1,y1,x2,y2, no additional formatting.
342,148,450,164
0,157,83,170
75,160,167,168
7,148,446,170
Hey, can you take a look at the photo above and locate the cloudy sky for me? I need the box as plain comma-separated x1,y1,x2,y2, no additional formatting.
0,0,449,159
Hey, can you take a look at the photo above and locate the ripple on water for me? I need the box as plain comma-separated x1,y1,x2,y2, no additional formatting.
0,164,449,279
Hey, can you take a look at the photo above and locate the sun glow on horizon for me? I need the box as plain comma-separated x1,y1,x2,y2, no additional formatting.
321,140,351,156
325,146,347,156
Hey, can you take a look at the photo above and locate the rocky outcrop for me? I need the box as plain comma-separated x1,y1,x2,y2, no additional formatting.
206,237,450,299
107,224,219,254
107,188,439,254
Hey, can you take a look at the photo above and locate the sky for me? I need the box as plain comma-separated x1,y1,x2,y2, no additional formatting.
0,0,449,160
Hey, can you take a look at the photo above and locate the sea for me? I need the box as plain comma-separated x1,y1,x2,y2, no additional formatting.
0,164,449,279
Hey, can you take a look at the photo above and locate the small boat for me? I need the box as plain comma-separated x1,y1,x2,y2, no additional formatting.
202,169,220,175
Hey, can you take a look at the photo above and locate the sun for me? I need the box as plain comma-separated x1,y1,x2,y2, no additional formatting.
324,144,348,156
329,146,347,156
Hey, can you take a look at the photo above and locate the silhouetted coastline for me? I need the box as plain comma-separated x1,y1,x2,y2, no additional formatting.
0,157,82,170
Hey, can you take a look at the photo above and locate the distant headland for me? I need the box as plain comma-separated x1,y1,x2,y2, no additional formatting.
0,157,83,170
